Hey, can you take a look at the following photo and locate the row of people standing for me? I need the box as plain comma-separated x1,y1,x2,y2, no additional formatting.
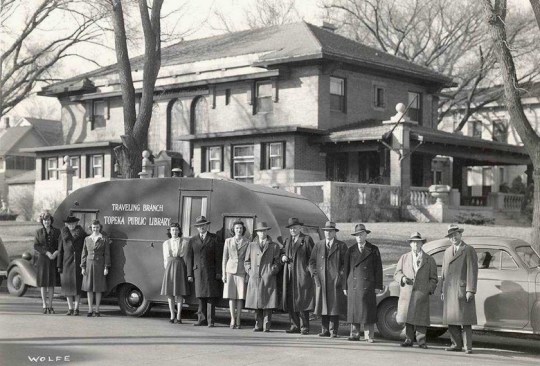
33,211,110,316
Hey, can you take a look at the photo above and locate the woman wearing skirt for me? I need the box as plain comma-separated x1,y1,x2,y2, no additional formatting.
222,219,250,329
161,223,190,324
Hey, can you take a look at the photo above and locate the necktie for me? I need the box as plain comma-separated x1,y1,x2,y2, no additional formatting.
417,256,421,268
326,241,331,250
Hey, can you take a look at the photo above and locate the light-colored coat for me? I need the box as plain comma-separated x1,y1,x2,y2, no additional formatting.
441,242,478,325
281,232,315,312
81,233,111,293
244,236,282,309
222,236,250,276
343,241,383,324
309,239,347,316
394,251,438,326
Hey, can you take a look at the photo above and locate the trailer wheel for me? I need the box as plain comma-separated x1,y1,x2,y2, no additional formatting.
376,297,403,340
427,327,447,339
7,266,28,297
117,284,152,317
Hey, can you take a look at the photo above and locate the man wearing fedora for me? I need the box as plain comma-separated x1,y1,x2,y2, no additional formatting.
441,224,478,354
343,224,383,342
281,217,315,335
244,222,282,332
394,232,438,349
187,216,223,327
309,221,347,338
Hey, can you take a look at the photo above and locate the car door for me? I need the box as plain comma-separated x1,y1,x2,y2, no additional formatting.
474,247,529,330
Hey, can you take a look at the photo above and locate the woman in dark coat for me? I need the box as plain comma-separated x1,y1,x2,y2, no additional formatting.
57,215,86,315
343,224,383,342
244,222,282,332
34,210,61,314
81,219,111,317
161,223,190,324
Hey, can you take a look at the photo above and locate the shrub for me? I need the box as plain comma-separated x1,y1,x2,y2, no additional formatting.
0,212,18,221
454,212,495,225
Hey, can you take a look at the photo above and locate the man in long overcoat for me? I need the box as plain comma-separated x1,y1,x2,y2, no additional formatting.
244,222,282,332
281,217,315,335
187,216,223,327
309,221,347,338
394,232,438,349
441,224,478,354
343,224,383,342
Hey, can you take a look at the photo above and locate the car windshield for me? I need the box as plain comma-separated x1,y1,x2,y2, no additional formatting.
515,246,540,269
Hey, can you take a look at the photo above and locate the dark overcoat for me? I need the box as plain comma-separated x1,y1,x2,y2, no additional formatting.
281,232,315,312
309,239,347,316
34,227,61,287
441,242,478,325
81,233,111,293
187,232,223,298
343,241,383,324
244,236,282,310
57,226,87,296
394,251,438,326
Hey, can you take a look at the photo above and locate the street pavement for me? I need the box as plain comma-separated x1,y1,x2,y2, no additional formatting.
0,291,539,366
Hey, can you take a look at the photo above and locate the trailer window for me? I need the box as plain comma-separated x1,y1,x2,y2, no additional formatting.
181,196,208,237
223,216,255,241
70,210,98,232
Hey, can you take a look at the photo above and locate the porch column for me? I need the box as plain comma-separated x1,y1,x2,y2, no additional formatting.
383,103,417,205
526,164,534,186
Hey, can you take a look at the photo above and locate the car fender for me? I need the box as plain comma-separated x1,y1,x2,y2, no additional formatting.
8,259,37,288
532,299,540,334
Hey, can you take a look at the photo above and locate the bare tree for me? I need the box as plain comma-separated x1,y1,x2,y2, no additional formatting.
480,0,540,250
106,0,163,178
322,0,539,130
0,0,105,117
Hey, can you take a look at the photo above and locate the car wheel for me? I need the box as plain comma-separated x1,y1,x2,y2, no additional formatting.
117,284,152,317
427,327,447,339
7,266,28,297
376,297,403,340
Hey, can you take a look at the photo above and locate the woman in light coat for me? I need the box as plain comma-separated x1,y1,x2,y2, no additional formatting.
161,223,190,324
57,215,87,315
222,219,250,328
244,222,282,332
81,220,111,317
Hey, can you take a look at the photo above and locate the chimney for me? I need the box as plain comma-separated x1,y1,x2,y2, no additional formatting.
322,21,337,32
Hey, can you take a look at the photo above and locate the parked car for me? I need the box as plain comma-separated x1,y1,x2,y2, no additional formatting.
0,237,8,287
375,237,540,339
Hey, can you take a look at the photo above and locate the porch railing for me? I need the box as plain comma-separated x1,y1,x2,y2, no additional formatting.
410,187,435,206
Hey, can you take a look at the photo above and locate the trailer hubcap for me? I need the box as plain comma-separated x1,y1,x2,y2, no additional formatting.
127,289,142,307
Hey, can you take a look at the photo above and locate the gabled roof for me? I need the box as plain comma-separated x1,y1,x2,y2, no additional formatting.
0,126,33,155
41,22,452,96
17,117,62,145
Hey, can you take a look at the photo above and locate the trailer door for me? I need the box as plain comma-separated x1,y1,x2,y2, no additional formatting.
180,192,209,237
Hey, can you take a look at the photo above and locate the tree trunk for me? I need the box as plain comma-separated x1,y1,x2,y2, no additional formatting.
481,0,540,251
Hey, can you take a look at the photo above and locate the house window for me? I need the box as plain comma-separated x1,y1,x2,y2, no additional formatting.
207,146,223,173
373,85,386,108
92,100,106,129
232,145,254,183
89,154,103,178
225,89,231,105
492,120,508,143
262,142,285,170
407,91,422,123
69,156,80,178
330,77,346,112
256,81,273,113
5,156,35,170
47,158,58,180
470,120,483,138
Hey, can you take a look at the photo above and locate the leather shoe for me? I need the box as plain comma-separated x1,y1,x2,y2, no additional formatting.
66,309,73,316
74,309,80,316
418,344,428,349
465,350,473,354
318,332,331,337
330,333,338,338
193,321,208,326
300,329,309,335
285,328,300,334
347,336,360,341
400,340,413,347
366,338,375,343
264,329,270,333
445,346,462,352
253,328,263,332
208,323,215,328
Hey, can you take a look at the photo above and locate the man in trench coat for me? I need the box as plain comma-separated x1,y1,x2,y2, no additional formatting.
244,222,282,332
343,223,383,342
441,224,478,354
309,221,347,337
281,217,315,335
394,232,438,348
187,216,223,327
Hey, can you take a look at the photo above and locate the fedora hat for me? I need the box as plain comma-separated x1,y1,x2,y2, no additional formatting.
286,217,304,228
194,216,211,227
321,221,339,232
63,215,80,223
351,223,371,236
254,221,271,231
445,224,464,238
408,232,426,243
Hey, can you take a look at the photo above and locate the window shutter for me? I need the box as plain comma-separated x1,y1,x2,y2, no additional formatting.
272,79,279,102
106,100,110,119
211,86,216,109
220,145,224,172
343,78,347,113
201,147,207,173
282,142,286,169
246,84,253,105
260,143,267,170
